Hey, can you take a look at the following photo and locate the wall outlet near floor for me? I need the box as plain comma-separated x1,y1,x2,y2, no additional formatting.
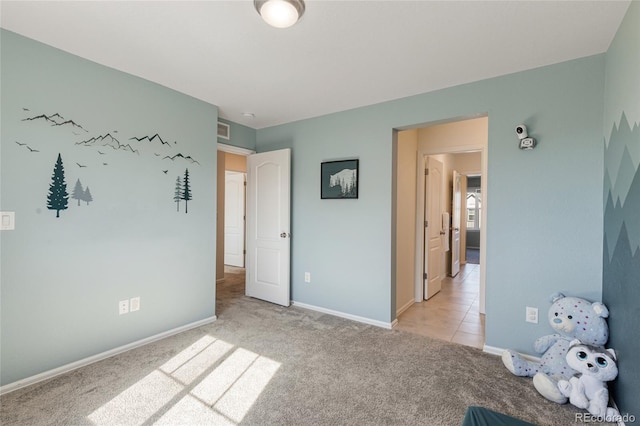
304,272,311,283
130,297,140,312
525,306,538,324
119,299,130,315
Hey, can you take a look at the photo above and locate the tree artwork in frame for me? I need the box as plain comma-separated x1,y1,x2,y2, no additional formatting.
321,159,359,199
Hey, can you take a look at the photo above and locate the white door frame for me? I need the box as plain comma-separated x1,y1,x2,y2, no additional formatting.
414,144,487,313
217,143,255,157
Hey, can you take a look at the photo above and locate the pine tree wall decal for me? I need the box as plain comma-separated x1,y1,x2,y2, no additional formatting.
182,168,192,214
71,178,84,206
47,153,69,218
83,186,93,205
174,176,183,212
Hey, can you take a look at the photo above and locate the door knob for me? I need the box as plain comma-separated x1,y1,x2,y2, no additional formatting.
439,231,446,235
280,232,290,238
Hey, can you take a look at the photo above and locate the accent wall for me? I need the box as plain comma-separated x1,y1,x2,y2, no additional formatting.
602,1,639,420
0,30,219,386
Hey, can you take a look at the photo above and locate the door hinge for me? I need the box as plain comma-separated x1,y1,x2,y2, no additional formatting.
425,169,429,176
425,220,428,227
243,249,246,254
423,273,428,280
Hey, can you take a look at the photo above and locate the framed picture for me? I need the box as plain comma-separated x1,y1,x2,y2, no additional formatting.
321,159,359,199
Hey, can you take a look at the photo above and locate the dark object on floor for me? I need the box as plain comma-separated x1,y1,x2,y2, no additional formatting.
466,248,480,264
462,406,536,426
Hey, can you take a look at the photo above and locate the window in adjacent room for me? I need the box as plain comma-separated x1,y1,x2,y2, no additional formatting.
466,188,481,230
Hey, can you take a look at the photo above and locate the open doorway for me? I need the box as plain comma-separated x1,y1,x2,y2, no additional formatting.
216,145,252,314
216,145,292,313
393,116,487,349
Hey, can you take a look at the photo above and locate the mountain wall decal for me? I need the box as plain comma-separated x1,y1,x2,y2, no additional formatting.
162,153,200,165
22,113,63,125
52,119,88,132
129,133,173,146
76,133,139,155
22,112,87,132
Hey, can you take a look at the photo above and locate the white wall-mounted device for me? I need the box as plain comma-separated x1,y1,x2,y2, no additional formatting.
516,124,537,150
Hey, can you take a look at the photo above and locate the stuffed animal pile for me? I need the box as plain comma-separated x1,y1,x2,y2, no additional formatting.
501,292,610,404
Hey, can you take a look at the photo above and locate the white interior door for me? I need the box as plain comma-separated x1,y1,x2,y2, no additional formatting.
246,149,291,306
424,157,444,300
451,170,461,277
224,171,246,267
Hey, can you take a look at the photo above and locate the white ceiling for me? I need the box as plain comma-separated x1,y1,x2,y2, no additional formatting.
0,1,630,129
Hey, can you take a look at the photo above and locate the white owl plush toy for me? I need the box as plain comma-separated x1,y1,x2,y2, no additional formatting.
558,339,619,420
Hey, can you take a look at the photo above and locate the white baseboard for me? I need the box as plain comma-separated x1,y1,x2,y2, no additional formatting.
0,315,217,396
292,301,395,329
482,344,542,363
482,344,504,356
396,299,414,317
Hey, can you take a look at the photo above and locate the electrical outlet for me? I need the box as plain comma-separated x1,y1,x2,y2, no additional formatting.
526,306,538,324
304,272,311,283
119,299,129,315
130,297,140,312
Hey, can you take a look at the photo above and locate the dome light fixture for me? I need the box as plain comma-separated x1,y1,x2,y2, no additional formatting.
254,0,305,29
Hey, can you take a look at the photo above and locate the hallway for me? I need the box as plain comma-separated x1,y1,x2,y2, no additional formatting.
394,264,484,349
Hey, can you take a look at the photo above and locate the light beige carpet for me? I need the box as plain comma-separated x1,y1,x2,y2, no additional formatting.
0,267,592,425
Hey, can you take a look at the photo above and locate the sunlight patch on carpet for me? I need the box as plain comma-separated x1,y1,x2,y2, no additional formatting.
191,348,259,405
87,370,183,425
213,355,281,423
87,335,280,425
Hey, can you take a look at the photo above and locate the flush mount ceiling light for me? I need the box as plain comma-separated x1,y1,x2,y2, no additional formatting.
254,0,305,29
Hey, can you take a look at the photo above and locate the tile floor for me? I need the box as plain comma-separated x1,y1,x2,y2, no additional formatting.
395,263,485,349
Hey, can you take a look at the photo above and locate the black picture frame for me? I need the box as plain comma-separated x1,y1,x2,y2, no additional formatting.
321,159,359,199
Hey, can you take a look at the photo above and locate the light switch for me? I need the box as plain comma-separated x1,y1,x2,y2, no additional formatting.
0,212,15,230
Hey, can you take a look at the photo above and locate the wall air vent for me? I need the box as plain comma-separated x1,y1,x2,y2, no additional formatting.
217,122,230,140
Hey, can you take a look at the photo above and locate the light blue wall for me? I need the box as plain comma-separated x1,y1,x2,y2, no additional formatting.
602,1,639,420
257,54,606,352
0,30,219,385
217,118,256,151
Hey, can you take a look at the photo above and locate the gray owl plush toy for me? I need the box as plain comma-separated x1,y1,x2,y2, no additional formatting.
558,339,619,421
